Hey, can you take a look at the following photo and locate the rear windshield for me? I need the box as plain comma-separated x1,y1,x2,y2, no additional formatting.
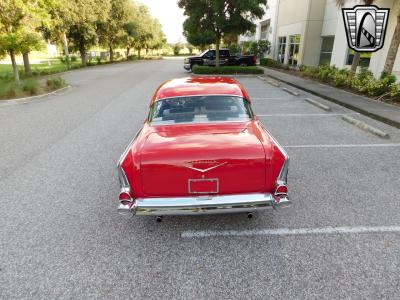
149,95,253,125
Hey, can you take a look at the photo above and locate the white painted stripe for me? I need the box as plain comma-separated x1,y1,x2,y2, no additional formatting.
284,143,400,149
181,225,400,239
258,113,360,117
252,97,287,100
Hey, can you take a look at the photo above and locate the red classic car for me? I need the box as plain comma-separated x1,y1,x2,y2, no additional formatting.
117,77,289,220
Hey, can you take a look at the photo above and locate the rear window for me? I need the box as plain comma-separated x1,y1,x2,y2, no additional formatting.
149,95,253,125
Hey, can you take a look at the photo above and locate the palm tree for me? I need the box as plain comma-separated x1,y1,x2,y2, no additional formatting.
336,0,376,73
383,2,400,74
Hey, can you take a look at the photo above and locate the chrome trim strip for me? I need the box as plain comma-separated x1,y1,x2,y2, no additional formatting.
119,193,290,216
155,94,245,102
184,162,227,173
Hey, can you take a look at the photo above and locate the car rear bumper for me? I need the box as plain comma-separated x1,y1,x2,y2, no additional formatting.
118,193,290,216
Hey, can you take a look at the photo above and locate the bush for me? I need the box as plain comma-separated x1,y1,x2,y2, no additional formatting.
389,84,400,98
22,79,40,95
260,58,281,68
332,69,352,87
192,66,264,75
127,55,137,61
47,77,66,90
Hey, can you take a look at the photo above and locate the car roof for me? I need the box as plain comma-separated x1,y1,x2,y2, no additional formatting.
151,77,251,103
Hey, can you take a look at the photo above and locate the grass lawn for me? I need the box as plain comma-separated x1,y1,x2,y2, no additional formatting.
0,59,83,80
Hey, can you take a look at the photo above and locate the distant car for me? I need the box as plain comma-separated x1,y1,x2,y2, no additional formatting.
184,49,257,71
117,77,289,220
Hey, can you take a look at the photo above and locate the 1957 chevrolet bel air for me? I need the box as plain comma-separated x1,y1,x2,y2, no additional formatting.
117,77,289,220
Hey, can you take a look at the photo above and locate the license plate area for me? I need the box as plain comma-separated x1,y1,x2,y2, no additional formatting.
188,178,219,194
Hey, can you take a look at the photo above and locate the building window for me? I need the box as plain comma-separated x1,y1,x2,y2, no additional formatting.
288,35,301,66
319,36,334,65
260,20,270,40
346,50,371,67
278,36,286,64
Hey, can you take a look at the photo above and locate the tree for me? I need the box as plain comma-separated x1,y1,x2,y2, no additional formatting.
98,0,131,62
182,16,215,50
131,5,154,59
187,44,194,55
0,0,27,83
336,0,376,73
173,43,182,55
178,0,267,67
383,2,400,74
19,31,43,76
67,0,109,66
41,0,74,69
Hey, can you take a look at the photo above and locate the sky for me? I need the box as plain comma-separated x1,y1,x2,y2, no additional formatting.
139,0,186,44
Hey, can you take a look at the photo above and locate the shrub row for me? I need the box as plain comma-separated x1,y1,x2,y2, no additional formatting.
192,66,264,75
47,77,66,90
0,77,66,100
260,58,400,100
299,65,400,98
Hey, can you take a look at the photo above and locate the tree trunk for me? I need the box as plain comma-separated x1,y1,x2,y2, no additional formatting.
62,32,71,69
138,48,141,60
216,36,220,67
109,46,114,62
22,52,32,77
351,52,360,73
126,47,130,58
9,49,20,84
384,14,400,74
80,47,87,67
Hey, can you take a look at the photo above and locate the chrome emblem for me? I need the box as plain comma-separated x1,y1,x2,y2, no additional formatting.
342,5,389,52
184,161,227,173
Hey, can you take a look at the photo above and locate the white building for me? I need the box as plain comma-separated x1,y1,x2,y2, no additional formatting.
238,0,279,58
244,0,400,78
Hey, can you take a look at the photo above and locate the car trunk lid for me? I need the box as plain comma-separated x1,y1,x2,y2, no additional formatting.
140,123,267,197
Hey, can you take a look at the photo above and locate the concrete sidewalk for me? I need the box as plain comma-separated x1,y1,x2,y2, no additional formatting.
260,66,400,129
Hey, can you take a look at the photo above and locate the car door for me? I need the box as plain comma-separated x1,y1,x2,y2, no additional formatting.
203,50,216,66
219,50,230,66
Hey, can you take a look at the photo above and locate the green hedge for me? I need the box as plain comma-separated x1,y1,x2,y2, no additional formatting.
192,65,264,75
299,65,400,98
260,57,400,100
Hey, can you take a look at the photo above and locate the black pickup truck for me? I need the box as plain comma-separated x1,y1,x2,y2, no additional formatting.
184,49,257,71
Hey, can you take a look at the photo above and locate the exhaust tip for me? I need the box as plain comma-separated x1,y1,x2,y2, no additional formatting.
247,212,254,219
156,216,163,223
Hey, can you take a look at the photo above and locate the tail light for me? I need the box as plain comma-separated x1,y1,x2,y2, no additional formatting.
119,187,132,201
275,183,288,197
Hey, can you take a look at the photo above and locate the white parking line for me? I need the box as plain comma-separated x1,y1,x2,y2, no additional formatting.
181,225,400,239
258,113,360,117
284,143,400,148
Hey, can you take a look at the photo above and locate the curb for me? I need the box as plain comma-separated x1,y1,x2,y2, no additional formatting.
342,115,389,138
263,68,400,129
282,87,300,96
305,98,331,111
0,85,71,107
257,75,280,87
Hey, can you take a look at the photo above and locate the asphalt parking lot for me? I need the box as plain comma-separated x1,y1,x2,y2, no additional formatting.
1,58,400,299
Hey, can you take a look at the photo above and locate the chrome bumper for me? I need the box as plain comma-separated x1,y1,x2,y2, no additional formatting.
118,193,290,216
183,63,191,70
